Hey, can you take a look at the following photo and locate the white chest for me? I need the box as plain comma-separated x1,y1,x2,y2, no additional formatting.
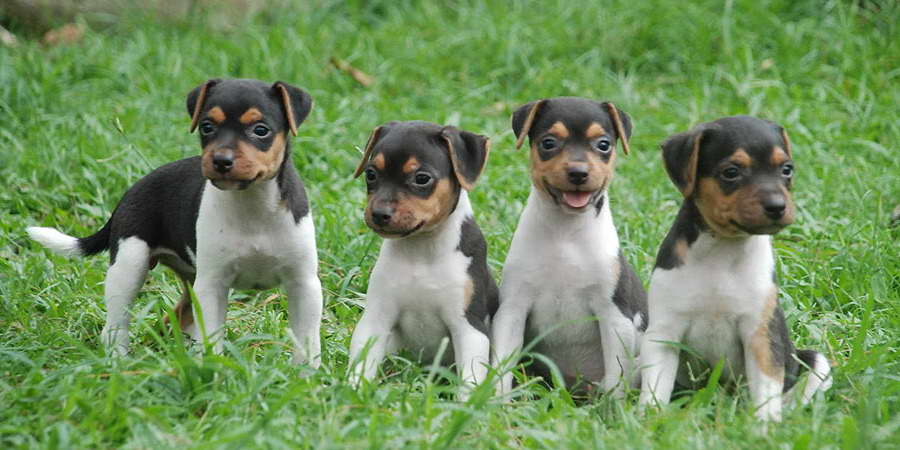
649,234,774,317
195,181,316,289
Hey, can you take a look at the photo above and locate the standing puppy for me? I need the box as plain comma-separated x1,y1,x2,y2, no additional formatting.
639,116,832,421
27,79,324,366
492,98,647,397
348,121,498,398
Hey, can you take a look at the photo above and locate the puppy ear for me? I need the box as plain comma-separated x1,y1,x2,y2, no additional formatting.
660,127,705,198
511,99,547,149
353,125,386,178
272,81,314,137
187,79,220,133
440,127,491,191
779,126,792,159
601,102,632,155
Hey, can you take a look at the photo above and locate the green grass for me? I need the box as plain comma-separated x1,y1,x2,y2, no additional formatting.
2,0,899,447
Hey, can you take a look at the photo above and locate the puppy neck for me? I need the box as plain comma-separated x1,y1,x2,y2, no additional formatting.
382,190,472,257
682,199,772,263
526,185,613,231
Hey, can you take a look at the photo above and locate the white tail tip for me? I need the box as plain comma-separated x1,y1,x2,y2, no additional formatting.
26,226,82,257
799,352,833,406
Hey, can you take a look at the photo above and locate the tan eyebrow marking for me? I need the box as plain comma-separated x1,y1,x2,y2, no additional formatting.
548,121,570,138
208,106,225,124
239,107,263,124
586,123,607,139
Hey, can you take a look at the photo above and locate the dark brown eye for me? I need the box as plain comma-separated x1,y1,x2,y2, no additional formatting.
721,166,741,181
594,138,611,153
414,172,432,186
365,168,377,182
252,124,271,137
199,122,215,135
782,163,794,178
540,137,558,150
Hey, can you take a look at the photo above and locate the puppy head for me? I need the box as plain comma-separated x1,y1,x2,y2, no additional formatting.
661,116,795,237
512,97,632,213
353,121,490,238
186,79,313,190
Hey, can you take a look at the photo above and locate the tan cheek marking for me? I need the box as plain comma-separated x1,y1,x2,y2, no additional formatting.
403,156,420,174
750,288,783,379
548,121,570,139
239,107,263,125
585,123,607,139
400,178,455,230
695,177,741,237
208,107,225,124
770,147,788,166
731,148,752,167
231,133,286,181
373,153,385,171
530,143,568,192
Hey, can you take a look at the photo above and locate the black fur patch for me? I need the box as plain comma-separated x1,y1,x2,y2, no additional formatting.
102,157,206,266
611,250,648,331
457,216,499,335
276,146,310,223
654,201,703,270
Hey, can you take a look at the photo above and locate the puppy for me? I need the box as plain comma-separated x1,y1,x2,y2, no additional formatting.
639,116,832,421
348,121,498,398
492,98,647,397
27,79,324,366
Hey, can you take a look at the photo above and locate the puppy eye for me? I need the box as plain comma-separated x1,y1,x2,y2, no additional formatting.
365,168,377,182
414,172,432,186
199,122,215,135
540,137,558,151
594,138,611,153
781,163,794,178
252,124,271,138
721,166,741,181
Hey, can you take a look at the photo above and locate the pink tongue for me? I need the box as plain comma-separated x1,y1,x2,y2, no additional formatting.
562,191,592,208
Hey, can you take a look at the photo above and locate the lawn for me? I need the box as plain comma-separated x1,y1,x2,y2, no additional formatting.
1,0,898,448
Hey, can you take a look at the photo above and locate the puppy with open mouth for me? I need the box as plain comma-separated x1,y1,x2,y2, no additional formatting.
492,97,647,397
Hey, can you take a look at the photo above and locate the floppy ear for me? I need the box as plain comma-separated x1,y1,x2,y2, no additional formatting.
440,127,491,191
272,81,314,137
511,99,547,149
660,126,705,198
353,125,386,178
187,79,220,133
779,126,792,159
601,102,633,155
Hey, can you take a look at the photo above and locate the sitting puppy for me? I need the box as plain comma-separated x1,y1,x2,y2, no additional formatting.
639,116,832,421
348,121,498,398
492,98,647,397
27,79,324,366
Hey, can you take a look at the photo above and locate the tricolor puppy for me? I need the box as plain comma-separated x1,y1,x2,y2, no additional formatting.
492,97,647,397
639,116,832,421
26,79,324,366
348,121,498,398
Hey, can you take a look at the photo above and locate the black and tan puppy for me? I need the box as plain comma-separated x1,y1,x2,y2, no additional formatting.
27,79,324,366
639,116,832,421
492,98,647,397
348,121,498,400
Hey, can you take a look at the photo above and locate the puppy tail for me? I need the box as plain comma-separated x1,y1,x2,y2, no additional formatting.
793,349,833,406
26,221,111,258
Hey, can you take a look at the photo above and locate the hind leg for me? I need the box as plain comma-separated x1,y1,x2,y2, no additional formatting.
101,237,151,356
171,276,201,341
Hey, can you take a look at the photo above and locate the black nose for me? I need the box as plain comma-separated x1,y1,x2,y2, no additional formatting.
567,167,589,185
371,208,393,227
213,154,233,173
763,197,786,220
